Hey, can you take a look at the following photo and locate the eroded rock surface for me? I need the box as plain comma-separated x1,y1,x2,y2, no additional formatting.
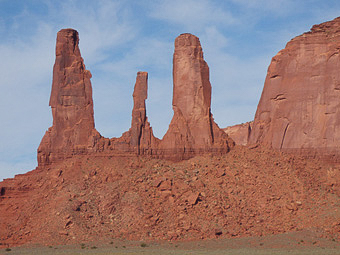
223,122,253,146
2,20,340,249
38,30,232,165
37,29,99,165
250,17,340,158
126,71,159,154
160,33,233,159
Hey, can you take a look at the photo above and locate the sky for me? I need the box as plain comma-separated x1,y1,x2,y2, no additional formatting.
1,0,340,181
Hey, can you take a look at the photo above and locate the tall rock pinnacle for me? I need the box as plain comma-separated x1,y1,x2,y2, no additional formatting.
128,72,158,154
249,17,340,157
37,29,232,165
160,33,232,159
38,29,97,165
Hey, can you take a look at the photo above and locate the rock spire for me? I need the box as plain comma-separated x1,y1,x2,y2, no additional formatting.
127,71,159,154
37,29,98,165
38,29,232,165
160,33,232,159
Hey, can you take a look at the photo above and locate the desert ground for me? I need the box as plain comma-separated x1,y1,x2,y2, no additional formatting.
2,231,340,255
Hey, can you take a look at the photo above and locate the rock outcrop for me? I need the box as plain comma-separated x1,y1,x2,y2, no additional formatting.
4,19,340,249
37,29,99,165
125,71,159,154
159,33,233,159
223,122,253,146
249,17,340,158
37,30,232,165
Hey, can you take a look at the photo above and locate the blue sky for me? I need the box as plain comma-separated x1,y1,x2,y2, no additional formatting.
1,0,340,181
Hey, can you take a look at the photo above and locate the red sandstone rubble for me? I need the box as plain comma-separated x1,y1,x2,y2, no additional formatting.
249,17,340,158
1,146,340,247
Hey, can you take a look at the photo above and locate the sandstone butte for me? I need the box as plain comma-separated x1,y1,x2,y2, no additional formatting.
249,17,340,160
1,19,340,248
38,29,232,166
223,121,253,146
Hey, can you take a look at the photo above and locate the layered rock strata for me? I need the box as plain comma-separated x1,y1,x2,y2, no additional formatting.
159,33,233,159
249,17,340,158
38,29,232,166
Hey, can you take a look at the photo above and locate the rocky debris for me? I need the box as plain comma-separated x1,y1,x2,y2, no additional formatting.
159,33,233,160
249,17,340,159
1,146,339,247
223,121,253,146
37,29,99,166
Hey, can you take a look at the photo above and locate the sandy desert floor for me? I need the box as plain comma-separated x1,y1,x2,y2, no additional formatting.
2,231,340,255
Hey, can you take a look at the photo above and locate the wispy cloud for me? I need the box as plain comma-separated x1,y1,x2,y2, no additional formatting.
149,0,235,31
0,0,139,180
1,0,340,181
230,0,295,13
93,37,174,138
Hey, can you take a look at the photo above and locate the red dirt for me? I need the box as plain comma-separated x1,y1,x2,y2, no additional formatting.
1,145,339,247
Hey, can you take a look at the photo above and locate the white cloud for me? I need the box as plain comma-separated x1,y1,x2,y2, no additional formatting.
230,0,296,15
150,0,235,31
0,0,139,180
1,0,340,181
0,23,55,172
92,37,174,138
48,0,137,66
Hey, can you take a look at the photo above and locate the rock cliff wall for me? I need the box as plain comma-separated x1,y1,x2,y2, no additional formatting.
250,17,340,158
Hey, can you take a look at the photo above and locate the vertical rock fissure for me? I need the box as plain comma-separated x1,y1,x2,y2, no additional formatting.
280,123,290,149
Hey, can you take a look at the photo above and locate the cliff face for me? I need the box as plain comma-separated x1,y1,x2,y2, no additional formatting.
249,17,340,157
37,30,232,166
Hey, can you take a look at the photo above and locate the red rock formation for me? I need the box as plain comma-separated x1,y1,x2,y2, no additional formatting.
3,23,340,248
126,71,159,154
37,29,232,166
223,121,253,146
160,33,233,159
249,17,340,157
2,146,340,247
37,29,99,166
